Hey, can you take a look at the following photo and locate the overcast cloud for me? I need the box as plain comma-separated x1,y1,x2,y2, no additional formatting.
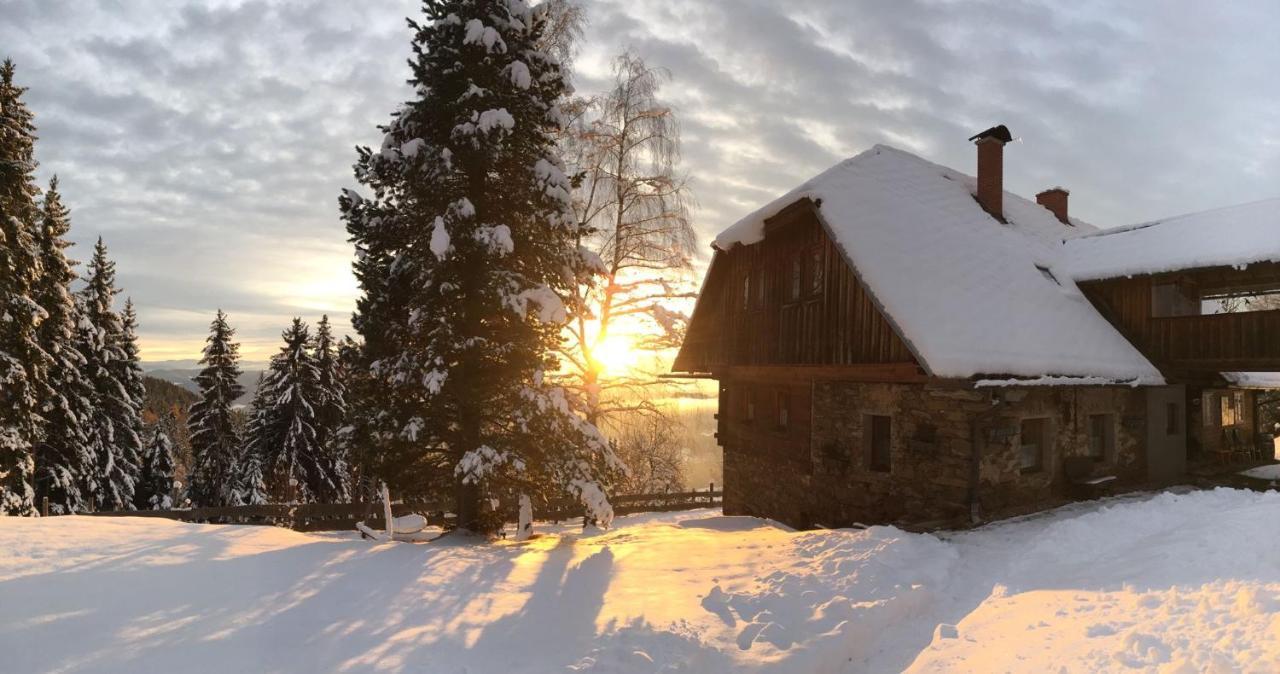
5,0,1280,361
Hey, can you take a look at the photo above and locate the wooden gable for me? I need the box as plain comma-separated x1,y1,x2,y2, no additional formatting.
674,199,922,376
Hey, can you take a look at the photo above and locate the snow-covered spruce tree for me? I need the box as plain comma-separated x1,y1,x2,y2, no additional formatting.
237,373,273,506
236,445,268,506
310,314,349,500
339,0,623,534
77,238,139,511
258,318,345,503
0,59,50,515
334,336,381,502
32,177,94,513
138,419,176,510
186,310,244,507
116,298,146,498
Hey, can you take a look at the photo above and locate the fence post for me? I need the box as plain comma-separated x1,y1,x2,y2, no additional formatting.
708,482,714,505
41,496,49,518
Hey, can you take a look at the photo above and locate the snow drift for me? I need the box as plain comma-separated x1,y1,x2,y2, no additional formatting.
4,489,1280,672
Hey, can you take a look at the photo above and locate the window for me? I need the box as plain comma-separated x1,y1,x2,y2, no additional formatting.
1088,414,1115,462
1151,282,1199,317
867,415,892,472
1221,394,1237,427
790,257,802,300
1019,418,1050,473
1204,392,1220,427
1166,402,1180,435
809,248,823,295
742,274,751,309
776,392,790,429
744,388,756,423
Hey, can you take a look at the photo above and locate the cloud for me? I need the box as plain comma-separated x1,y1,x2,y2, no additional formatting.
6,0,1280,359
3,0,420,359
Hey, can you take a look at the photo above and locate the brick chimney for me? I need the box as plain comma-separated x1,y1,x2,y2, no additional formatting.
1036,187,1070,225
968,125,1013,221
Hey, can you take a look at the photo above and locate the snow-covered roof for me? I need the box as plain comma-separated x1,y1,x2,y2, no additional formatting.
1064,197,1280,281
1221,372,1280,390
714,145,1164,383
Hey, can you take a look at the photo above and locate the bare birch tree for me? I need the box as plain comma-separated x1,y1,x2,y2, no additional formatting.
560,52,698,425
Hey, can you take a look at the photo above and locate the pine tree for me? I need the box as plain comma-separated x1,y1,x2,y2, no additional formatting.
186,310,244,507
339,1,622,534
77,237,139,511
0,59,49,515
310,315,349,500
137,417,176,510
32,177,94,514
259,318,342,503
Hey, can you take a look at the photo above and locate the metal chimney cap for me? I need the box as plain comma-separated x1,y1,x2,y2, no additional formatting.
968,125,1013,144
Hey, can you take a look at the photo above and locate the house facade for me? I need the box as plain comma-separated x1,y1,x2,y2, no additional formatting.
674,127,1280,529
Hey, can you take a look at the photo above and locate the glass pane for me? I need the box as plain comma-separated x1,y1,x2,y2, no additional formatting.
810,248,823,294
1019,418,1047,471
1020,444,1039,470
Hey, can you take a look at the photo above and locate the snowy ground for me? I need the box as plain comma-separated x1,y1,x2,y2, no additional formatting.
5,489,1280,673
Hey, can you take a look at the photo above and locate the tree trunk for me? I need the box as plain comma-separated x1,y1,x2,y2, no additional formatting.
455,473,482,533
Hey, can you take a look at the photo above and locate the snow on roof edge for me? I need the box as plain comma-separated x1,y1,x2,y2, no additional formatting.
1075,195,1280,240
1065,196,1280,281
974,375,1163,388
1221,372,1280,390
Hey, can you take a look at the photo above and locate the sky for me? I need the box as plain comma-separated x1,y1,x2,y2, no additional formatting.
5,0,1280,362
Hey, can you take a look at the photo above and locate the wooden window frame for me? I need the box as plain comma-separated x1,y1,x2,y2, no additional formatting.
1087,413,1115,462
756,267,767,308
1019,417,1051,474
809,246,823,296
789,256,802,301
866,414,892,473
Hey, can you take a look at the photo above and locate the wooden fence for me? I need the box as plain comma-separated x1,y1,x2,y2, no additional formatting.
81,486,722,533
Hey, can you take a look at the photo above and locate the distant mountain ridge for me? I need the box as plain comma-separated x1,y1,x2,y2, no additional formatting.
142,361,266,407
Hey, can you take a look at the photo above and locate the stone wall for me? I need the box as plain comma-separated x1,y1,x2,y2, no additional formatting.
720,378,815,527
720,377,1151,529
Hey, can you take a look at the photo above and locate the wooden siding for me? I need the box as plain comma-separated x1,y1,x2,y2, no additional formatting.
1150,310,1280,369
673,200,918,373
1079,264,1280,373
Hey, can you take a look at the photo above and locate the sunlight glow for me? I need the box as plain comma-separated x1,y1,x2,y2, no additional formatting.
592,333,643,376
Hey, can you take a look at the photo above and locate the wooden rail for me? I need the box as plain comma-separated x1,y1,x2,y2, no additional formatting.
1149,309,1280,370
82,488,723,532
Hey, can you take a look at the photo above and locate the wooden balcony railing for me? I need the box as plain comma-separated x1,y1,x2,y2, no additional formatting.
1149,309,1280,370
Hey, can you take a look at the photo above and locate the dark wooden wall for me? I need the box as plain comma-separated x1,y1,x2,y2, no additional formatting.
1079,263,1280,373
674,201,917,373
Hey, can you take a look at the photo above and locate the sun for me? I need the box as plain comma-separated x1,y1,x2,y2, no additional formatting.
592,333,642,375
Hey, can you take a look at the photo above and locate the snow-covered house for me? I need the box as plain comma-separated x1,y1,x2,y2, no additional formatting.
674,126,1280,529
